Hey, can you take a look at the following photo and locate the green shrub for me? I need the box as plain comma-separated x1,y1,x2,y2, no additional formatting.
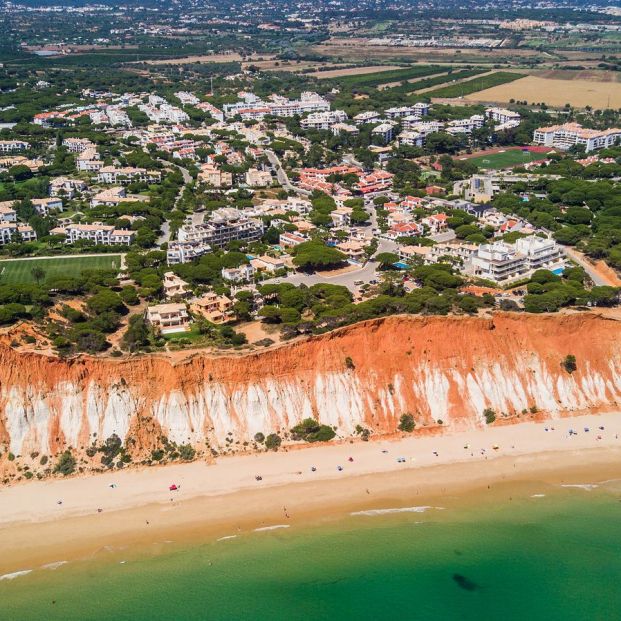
291,418,336,443
483,408,496,424
54,450,76,476
398,413,415,432
561,354,577,374
265,433,282,451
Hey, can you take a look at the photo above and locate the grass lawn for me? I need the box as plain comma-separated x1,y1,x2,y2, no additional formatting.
466,149,545,170
163,322,207,342
0,255,121,284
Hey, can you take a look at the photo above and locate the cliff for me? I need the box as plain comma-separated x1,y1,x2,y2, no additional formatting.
1,313,620,481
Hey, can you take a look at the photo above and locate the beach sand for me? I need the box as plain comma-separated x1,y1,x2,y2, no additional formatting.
1,412,621,574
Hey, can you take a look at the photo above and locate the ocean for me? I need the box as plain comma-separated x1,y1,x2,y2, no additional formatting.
2,483,621,620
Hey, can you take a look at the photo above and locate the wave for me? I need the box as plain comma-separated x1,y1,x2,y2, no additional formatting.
531,494,546,498
217,535,238,541
561,484,599,491
253,525,290,532
0,570,32,581
350,506,444,517
41,561,67,571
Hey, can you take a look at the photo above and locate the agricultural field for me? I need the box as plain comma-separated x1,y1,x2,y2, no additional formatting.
464,75,621,109
330,65,443,88
460,148,552,170
425,71,525,98
408,68,489,93
0,255,122,284
313,65,402,79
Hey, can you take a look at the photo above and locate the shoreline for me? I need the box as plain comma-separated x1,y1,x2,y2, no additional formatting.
2,412,621,574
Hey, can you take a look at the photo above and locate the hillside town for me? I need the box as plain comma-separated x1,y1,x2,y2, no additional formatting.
0,68,620,354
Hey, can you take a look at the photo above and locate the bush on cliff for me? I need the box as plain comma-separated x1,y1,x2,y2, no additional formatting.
291,418,336,443
265,433,282,451
398,413,415,433
54,450,76,476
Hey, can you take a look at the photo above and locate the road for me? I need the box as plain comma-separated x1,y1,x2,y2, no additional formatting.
265,149,310,196
157,162,193,246
563,246,617,287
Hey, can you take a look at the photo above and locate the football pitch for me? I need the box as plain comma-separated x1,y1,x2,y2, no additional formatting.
467,149,545,170
0,255,122,285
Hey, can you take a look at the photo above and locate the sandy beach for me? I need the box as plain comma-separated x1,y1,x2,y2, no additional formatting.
1,411,621,574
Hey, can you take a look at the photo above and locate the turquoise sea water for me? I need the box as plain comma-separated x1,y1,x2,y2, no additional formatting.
2,485,621,621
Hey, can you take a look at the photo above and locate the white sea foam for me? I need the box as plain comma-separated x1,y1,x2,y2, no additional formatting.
350,506,444,517
531,494,546,498
0,570,32,581
561,484,599,491
41,561,67,571
217,535,238,541
253,525,290,532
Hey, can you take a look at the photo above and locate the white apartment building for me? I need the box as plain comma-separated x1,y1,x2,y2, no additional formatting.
222,264,256,282
385,103,430,119
533,122,621,152
223,91,330,119
0,140,28,153
486,107,521,125
49,177,88,198
446,114,485,135
175,91,199,105
32,197,63,216
0,202,17,222
64,223,135,246
0,223,37,245
62,138,94,153
177,216,263,249
166,240,211,265
398,131,424,148
371,122,395,143
469,235,564,283
300,110,348,131
146,303,190,334
97,166,160,185
353,111,381,126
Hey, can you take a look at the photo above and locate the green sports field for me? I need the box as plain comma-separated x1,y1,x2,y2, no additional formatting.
0,255,121,284
464,149,547,170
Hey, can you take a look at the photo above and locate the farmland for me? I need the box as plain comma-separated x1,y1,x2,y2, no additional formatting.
465,75,621,109
0,255,122,284
329,65,443,88
311,65,403,79
425,71,525,98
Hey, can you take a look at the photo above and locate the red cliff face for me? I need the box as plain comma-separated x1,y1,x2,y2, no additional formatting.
1,313,620,481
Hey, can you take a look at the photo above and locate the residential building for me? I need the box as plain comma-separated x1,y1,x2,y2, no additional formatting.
398,131,424,148
222,264,256,282
223,91,330,119
355,170,394,194
533,122,621,152
371,122,395,143
167,240,211,265
300,110,348,131
446,114,485,135
63,223,135,245
146,303,190,334
97,166,160,185
245,168,272,187
32,197,63,216
190,293,234,324
177,216,263,249
174,91,199,105
486,107,521,125
336,239,366,262
90,187,147,207
469,235,564,283
330,207,352,227
0,140,28,153
353,111,381,125
0,201,17,222
0,223,37,245
198,164,233,188
163,272,190,298
62,138,94,153
250,255,286,273
279,231,307,248
331,123,359,137
49,177,88,198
